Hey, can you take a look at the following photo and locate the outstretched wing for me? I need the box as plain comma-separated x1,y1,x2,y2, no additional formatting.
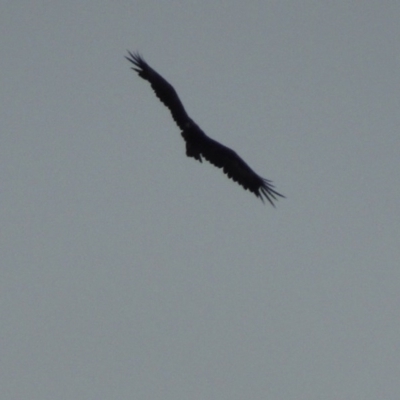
125,51,190,130
183,127,285,205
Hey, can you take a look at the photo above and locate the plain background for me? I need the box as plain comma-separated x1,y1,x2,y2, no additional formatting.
1,1,399,399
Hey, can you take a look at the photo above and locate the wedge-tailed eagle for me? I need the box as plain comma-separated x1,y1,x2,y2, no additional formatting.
126,51,284,205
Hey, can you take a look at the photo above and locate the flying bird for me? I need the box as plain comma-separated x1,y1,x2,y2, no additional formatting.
125,51,284,205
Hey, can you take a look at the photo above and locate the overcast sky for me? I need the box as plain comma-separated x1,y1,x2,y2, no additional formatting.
1,1,400,399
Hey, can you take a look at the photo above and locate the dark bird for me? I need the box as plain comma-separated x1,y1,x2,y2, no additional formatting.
125,51,284,205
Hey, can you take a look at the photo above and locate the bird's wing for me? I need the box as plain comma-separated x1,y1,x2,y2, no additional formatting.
198,135,285,205
126,51,191,130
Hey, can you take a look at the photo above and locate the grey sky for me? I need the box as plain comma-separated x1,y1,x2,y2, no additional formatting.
1,1,399,399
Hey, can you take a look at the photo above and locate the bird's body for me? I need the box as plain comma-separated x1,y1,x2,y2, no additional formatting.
126,51,284,205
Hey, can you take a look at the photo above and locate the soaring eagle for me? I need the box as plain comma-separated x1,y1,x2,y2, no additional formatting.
126,51,284,205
